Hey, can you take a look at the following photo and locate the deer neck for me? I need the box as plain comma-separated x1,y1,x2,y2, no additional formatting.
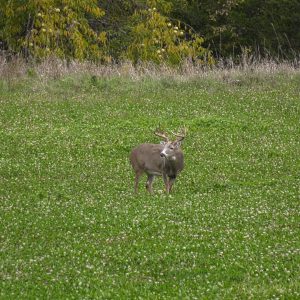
162,155,178,174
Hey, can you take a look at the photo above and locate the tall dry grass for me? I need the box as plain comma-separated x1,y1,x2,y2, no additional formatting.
0,54,299,83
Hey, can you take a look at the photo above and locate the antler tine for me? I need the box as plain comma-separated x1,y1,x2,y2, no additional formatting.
172,127,187,142
154,128,169,141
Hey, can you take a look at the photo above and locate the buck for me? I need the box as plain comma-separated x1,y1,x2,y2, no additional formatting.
130,129,186,194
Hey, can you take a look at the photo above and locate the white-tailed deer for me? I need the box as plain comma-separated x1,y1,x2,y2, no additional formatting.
130,128,186,194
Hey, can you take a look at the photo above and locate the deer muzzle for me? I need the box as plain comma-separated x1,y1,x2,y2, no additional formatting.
160,152,166,158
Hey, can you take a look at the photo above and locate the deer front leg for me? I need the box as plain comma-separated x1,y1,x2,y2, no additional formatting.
168,175,176,193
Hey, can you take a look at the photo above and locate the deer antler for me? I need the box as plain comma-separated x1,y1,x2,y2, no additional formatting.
172,127,187,142
154,128,169,141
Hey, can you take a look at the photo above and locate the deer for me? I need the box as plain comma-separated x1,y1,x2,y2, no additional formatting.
129,128,186,194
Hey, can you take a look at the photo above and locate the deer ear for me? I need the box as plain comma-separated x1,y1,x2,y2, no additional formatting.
160,141,166,145
174,141,181,148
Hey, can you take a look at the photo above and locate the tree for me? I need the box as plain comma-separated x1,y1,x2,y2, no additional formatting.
0,0,107,61
166,0,300,59
1,0,299,62
228,0,300,58
165,0,244,57
124,4,213,65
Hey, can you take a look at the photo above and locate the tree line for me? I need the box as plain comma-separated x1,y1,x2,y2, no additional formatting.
0,0,299,64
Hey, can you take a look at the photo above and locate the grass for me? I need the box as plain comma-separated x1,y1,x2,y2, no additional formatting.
0,70,300,299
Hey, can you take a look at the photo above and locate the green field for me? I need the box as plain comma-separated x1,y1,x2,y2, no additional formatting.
1,72,299,299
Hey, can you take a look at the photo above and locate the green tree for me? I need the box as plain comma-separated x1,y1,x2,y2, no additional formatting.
96,0,172,60
166,0,300,59
228,0,300,58
98,0,140,60
124,6,213,65
1,0,298,62
165,0,243,57
0,0,107,61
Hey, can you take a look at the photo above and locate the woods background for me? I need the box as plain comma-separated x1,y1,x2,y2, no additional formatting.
0,0,299,64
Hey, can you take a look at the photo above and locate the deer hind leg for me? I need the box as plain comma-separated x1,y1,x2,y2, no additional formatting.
134,171,143,194
146,175,155,194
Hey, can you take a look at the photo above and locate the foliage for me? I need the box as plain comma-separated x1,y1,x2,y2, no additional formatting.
99,0,138,60
227,0,300,58
0,0,299,63
166,0,300,58
0,0,107,61
124,6,213,65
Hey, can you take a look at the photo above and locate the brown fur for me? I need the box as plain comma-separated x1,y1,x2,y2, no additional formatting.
130,142,184,194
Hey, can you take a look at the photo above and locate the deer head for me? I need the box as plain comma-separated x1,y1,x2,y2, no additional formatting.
155,128,186,159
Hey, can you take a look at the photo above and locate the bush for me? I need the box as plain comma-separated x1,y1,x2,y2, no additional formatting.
124,7,214,65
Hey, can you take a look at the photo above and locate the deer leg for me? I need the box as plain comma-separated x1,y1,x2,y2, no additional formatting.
134,171,143,193
162,173,169,194
168,176,176,193
146,175,155,194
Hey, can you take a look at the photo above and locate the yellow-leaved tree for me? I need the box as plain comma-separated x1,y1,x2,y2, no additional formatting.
124,6,214,65
0,0,108,61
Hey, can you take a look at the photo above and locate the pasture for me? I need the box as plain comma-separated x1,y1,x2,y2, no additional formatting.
1,70,299,299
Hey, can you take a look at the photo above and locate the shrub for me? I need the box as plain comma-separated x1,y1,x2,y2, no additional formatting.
124,7,214,65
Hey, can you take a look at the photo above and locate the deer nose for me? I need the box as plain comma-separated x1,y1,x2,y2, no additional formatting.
160,152,166,158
